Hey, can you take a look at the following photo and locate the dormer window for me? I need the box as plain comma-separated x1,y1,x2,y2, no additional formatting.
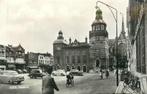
96,25,100,30
92,26,95,31
101,25,105,30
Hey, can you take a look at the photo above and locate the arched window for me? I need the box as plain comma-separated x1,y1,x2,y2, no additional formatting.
97,25,100,30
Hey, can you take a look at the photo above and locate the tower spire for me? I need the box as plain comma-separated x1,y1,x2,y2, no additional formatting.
121,15,125,34
95,6,103,20
118,15,126,40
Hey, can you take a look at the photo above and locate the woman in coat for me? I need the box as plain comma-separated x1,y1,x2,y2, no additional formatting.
42,66,59,94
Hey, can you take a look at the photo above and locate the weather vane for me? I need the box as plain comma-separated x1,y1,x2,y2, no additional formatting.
95,5,99,9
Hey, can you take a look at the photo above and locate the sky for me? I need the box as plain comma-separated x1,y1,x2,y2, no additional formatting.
0,0,128,54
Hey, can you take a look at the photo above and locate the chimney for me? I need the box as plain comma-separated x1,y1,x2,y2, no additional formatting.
69,38,71,44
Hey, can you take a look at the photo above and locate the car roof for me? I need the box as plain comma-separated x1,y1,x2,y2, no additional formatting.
0,70,18,73
3,70,17,72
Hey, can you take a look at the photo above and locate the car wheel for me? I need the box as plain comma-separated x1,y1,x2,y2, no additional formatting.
9,80,14,85
17,81,21,84
30,76,33,79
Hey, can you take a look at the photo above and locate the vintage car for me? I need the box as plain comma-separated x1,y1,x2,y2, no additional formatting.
0,70,24,84
16,69,23,74
70,70,83,76
29,69,45,79
52,69,66,76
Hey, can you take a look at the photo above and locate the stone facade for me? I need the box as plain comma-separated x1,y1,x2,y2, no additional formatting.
53,31,90,72
53,8,109,72
89,7,109,70
25,52,39,67
117,17,128,69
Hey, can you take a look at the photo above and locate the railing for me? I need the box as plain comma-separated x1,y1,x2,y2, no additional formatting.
140,75,147,94
122,82,139,94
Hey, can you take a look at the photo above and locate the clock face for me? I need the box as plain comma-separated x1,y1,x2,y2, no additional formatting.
56,47,61,50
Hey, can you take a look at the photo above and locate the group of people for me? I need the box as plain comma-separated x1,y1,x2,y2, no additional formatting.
100,69,109,79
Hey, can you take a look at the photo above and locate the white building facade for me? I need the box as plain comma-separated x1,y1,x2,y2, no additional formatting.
127,1,147,93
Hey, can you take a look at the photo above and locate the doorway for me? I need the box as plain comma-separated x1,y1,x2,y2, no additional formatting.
83,65,87,72
77,66,81,71
66,66,70,71
96,59,100,68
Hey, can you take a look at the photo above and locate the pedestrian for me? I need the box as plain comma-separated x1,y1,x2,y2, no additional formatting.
105,70,109,79
100,69,103,79
66,72,74,86
42,66,59,94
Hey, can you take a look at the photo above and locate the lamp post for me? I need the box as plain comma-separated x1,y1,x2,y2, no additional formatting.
96,1,119,86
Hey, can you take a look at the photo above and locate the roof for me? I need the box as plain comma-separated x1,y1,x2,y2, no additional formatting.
13,44,25,52
118,32,126,40
53,39,68,44
108,39,115,47
38,53,52,57
0,44,5,48
64,42,90,49
92,19,106,26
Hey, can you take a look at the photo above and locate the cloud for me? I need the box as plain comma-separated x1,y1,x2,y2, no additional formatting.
0,0,128,54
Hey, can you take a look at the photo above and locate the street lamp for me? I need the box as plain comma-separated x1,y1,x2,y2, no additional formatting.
96,1,119,86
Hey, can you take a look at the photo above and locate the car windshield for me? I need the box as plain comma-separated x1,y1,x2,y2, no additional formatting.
32,70,41,73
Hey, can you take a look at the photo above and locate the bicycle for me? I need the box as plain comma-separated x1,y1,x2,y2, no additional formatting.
66,78,74,87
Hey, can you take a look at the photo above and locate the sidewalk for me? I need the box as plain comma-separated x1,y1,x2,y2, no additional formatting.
90,71,117,94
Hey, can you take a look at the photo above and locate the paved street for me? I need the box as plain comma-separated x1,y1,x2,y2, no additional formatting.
0,72,117,94
55,72,117,94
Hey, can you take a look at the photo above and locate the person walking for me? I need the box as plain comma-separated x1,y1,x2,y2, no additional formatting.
42,66,59,94
105,70,109,79
100,69,103,79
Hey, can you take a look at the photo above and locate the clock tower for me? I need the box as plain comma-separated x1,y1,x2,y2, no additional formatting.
89,7,109,69
53,30,67,69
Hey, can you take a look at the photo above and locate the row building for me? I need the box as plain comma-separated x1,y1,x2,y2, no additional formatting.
25,52,54,72
0,44,25,70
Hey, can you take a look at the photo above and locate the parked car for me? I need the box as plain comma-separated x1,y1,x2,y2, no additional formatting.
52,69,66,76
0,70,24,84
22,69,28,73
70,71,83,76
16,69,23,74
29,69,45,79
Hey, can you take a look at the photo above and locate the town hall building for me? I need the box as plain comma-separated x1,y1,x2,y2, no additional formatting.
53,8,109,72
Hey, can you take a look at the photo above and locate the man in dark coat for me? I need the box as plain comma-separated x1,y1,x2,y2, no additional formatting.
42,66,59,94
105,70,109,79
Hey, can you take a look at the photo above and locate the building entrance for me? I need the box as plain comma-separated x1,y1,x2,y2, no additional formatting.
66,66,70,71
77,66,81,71
96,59,100,68
83,66,87,72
